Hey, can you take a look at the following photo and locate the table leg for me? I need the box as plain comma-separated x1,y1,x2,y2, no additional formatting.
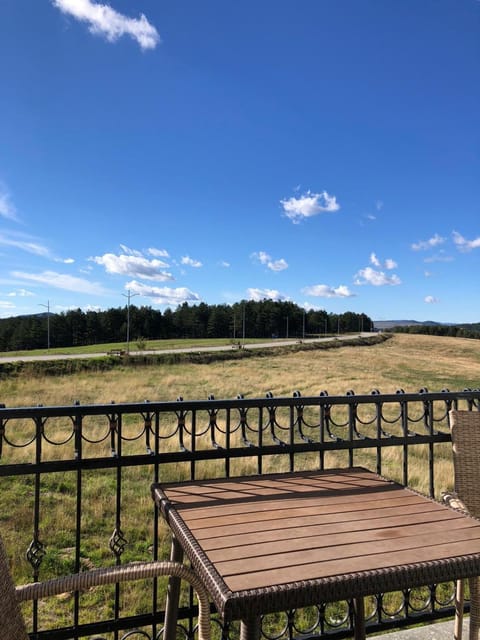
469,576,480,640
240,615,262,640
353,597,366,640
164,535,184,640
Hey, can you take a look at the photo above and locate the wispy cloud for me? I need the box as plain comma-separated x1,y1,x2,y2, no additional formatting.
424,252,453,263
425,295,439,304
452,231,480,252
411,233,446,251
7,288,35,297
280,190,340,224
148,247,169,258
0,185,18,221
302,284,355,298
247,288,288,302
253,251,288,272
11,270,108,295
181,255,203,268
126,280,200,306
354,266,401,286
91,251,173,281
52,0,160,50
0,231,51,257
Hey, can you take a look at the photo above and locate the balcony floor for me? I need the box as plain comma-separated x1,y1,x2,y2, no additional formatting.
374,617,465,637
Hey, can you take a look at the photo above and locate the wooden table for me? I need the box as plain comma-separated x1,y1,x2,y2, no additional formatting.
152,467,480,640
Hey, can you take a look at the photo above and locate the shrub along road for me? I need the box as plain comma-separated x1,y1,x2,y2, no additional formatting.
0,333,378,364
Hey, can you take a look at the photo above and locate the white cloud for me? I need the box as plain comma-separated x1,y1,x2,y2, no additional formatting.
0,186,18,221
181,255,202,268
11,270,108,295
148,247,170,258
52,0,160,50
375,200,384,211
7,288,35,297
91,252,173,280
425,295,439,304
280,190,340,224
370,253,397,270
370,252,381,267
126,280,200,306
424,271,432,277
247,288,288,302
411,233,446,251
253,251,288,272
219,261,230,268
0,232,51,257
452,231,480,252
62,257,75,264
302,284,355,298
384,258,397,270
354,267,401,286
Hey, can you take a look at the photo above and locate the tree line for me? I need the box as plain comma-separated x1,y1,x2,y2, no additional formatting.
389,323,480,340
0,300,373,352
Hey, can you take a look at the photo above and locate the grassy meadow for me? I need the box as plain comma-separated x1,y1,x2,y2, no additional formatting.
2,332,479,407
1,332,479,635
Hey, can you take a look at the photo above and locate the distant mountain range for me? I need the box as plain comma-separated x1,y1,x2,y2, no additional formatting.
373,319,447,330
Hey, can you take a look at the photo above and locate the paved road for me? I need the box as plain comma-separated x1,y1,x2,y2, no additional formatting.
0,334,375,364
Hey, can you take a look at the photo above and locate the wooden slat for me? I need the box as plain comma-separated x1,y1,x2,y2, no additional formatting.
225,537,480,591
216,527,480,576
180,501,452,539
207,519,478,562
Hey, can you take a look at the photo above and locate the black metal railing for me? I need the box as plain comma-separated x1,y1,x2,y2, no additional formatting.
1,387,479,639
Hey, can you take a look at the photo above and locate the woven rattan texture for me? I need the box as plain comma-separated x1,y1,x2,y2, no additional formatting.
450,410,480,640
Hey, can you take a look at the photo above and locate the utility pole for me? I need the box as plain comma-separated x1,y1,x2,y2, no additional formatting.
39,300,51,351
242,304,246,347
302,311,305,340
122,290,139,354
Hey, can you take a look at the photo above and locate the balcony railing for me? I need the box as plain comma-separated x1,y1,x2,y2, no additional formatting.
1,388,479,639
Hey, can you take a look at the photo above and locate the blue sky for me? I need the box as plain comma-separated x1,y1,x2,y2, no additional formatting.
0,0,479,323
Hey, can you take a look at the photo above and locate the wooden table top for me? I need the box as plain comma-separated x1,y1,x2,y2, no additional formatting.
152,467,480,620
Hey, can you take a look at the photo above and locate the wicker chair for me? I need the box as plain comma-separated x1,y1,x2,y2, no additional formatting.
446,410,480,640
0,531,211,640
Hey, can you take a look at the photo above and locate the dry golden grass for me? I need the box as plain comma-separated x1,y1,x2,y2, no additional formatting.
2,333,479,407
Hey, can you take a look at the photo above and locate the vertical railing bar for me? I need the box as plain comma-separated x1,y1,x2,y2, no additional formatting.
152,409,161,637
114,412,122,640
225,408,231,478
73,408,83,632
289,404,295,472
428,399,435,498
257,407,263,475
191,410,196,481
32,415,44,635
347,393,355,468
375,399,382,476
399,393,409,486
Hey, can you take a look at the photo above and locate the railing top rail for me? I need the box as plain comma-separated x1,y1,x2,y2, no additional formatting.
0,388,479,418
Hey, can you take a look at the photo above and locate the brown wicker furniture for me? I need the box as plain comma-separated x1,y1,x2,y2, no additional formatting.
447,409,480,640
0,531,211,640
152,467,480,640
